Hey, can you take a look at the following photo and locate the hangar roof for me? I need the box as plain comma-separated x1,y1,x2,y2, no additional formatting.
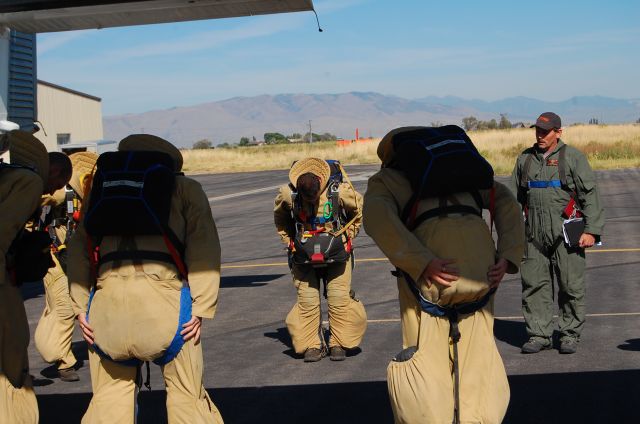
0,0,314,33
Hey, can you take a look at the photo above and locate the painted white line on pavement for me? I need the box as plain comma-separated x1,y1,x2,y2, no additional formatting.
208,185,281,202
207,173,373,203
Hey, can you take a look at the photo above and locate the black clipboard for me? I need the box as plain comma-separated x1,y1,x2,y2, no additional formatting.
563,218,585,247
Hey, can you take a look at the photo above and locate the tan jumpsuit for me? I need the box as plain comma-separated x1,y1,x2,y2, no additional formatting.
364,168,524,424
274,181,367,353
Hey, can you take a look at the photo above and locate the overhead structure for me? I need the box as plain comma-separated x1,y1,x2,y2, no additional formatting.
0,0,315,33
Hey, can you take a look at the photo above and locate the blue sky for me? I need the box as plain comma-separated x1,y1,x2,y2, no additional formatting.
37,0,640,116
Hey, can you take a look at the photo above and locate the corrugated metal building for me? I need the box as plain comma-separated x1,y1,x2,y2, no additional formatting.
36,79,104,152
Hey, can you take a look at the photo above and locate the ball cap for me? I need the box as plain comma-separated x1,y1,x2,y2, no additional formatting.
531,112,561,130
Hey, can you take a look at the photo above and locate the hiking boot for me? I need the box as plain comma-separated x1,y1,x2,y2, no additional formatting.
303,348,323,362
58,367,80,382
521,338,552,354
329,346,346,362
559,338,578,354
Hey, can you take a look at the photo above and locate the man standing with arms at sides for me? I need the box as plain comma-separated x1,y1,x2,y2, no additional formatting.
511,112,604,354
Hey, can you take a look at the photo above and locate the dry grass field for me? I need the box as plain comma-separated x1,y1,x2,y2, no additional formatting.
181,124,640,175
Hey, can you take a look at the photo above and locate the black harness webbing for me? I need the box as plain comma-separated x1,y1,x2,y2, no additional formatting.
411,204,481,231
98,250,176,268
530,236,564,258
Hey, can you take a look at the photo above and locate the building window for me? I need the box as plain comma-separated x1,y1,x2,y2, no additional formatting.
57,133,71,146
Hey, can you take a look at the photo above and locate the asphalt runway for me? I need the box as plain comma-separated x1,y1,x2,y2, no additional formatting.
24,166,640,424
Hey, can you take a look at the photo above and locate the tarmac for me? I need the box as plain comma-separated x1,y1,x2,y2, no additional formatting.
23,166,640,424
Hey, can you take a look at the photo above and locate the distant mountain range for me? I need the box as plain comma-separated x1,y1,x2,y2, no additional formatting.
103,92,640,147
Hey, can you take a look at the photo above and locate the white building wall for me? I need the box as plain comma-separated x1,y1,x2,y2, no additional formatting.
36,81,103,151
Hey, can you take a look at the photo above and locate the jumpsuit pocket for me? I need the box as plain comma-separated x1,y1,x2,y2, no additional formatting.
387,311,454,424
387,344,453,424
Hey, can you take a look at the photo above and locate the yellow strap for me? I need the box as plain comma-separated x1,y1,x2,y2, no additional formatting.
328,163,359,238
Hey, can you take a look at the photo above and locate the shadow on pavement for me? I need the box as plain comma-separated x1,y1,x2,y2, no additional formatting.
220,273,285,288
264,326,298,358
618,338,640,351
20,280,44,300
494,318,529,348
71,341,90,362
37,370,640,423
506,369,640,423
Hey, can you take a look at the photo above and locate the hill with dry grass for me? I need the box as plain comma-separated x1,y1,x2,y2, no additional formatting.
104,93,640,148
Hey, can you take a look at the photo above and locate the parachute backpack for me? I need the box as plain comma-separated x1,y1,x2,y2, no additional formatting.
83,150,190,367
1,131,55,284
1,160,55,285
387,125,494,230
289,159,357,267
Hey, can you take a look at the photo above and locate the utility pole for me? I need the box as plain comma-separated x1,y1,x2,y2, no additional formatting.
308,120,312,143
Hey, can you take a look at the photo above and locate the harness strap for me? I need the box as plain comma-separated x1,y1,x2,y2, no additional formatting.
162,232,188,280
400,192,421,227
403,191,484,232
519,153,534,190
530,235,564,258
410,205,482,231
558,144,567,187
450,309,461,424
153,284,192,366
528,180,561,188
328,162,360,239
98,250,176,267
144,361,151,391
402,273,496,317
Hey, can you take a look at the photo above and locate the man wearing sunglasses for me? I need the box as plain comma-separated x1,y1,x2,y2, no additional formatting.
510,112,604,354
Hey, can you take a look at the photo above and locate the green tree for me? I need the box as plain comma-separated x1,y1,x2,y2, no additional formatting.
264,132,288,144
498,114,512,129
462,116,478,131
193,139,212,149
320,132,337,141
218,142,230,148
239,137,250,146
487,119,498,130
